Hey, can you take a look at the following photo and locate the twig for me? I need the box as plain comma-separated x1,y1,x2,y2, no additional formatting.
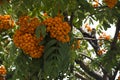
75,37,105,40
69,12,74,31
78,52,93,61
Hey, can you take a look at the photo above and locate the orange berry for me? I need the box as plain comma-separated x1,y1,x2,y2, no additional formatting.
0,65,7,75
105,35,110,40
98,49,106,55
43,13,48,17
118,75,120,80
84,23,92,32
118,32,120,40
99,32,110,40
104,0,118,8
97,50,103,55
76,40,80,49
87,27,92,32
118,32,120,37
71,40,81,49
93,0,99,7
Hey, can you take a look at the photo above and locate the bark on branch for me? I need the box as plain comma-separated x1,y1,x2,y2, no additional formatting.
75,73,88,80
110,63,120,80
110,19,120,50
77,28,100,54
75,59,103,80
109,19,120,80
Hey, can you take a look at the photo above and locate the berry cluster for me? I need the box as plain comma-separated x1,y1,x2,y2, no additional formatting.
99,32,110,40
0,15,14,30
0,65,6,76
104,0,118,8
84,23,92,32
43,17,71,43
72,40,81,49
97,49,106,55
13,16,44,58
93,0,99,7
16,16,40,34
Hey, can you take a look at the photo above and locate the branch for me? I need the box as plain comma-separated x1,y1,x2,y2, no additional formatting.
75,73,88,80
78,52,108,76
63,11,68,22
111,63,120,80
78,53,93,61
63,11,74,31
75,59,103,80
75,37,106,40
69,12,74,31
110,19,120,50
77,28,100,54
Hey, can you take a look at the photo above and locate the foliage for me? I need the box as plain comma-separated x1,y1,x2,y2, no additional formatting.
0,0,120,80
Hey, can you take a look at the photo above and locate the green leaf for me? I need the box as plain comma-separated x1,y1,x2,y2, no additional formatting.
43,41,71,79
35,25,46,38
44,60,58,78
44,47,58,60
40,25,46,38
35,26,41,38
0,46,3,51
10,43,17,55
103,20,111,30
45,39,57,50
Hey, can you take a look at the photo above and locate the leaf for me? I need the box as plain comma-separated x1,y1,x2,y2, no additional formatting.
35,25,46,38
57,42,71,72
44,57,61,79
44,47,58,60
35,26,41,38
0,46,3,51
103,20,111,30
45,39,57,50
43,41,71,79
40,25,46,38
14,52,32,79
10,43,17,56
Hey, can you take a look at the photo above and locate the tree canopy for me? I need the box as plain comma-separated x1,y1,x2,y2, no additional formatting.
0,0,120,80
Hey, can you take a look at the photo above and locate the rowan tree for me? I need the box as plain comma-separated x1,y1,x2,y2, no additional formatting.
0,0,120,80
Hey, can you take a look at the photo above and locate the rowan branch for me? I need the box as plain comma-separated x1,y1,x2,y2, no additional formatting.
75,59,103,80
78,53,93,61
76,27,100,54
63,11,68,22
63,11,74,31
69,12,74,31
110,19,120,50
75,37,105,40
111,63,120,80
78,52,108,76
108,19,120,79
75,73,88,80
